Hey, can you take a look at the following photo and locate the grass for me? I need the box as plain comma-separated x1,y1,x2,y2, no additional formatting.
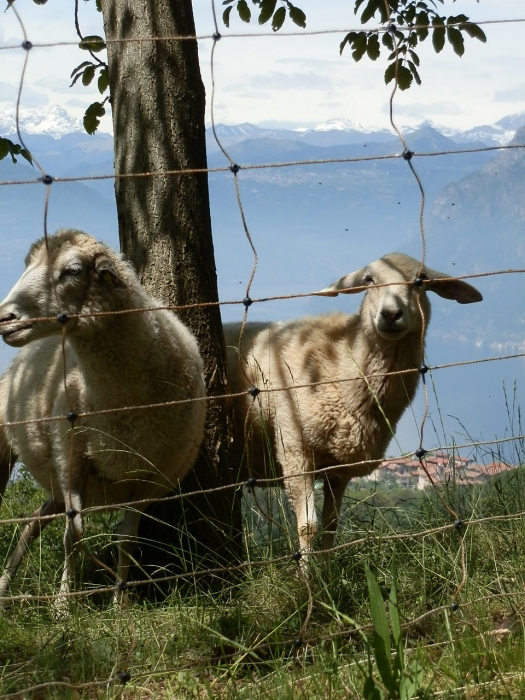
1,462,525,698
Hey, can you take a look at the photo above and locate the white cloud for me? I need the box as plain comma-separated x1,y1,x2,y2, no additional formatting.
494,86,525,103
250,71,333,91
384,102,462,117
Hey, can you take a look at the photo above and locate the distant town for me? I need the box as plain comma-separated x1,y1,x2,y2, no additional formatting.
373,452,516,490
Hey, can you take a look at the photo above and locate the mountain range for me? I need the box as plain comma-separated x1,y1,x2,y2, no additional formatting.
1,108,524,454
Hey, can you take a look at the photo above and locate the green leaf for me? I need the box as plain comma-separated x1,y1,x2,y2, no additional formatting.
366,33,380,61
84,101,105,135
360,0,380,25
384,61,396,85
70,60,92,79
462,22,486,43
237,0,251,23
407,60,421,85
82,65,96,87
415,11,429,41
20,148,32,165
97,66,109,94
223,5,232,27
351,32,368,61
288,4,306,29
340,31,357,55
0,137,32,165
447,26,464,57
382,31,394,50
432,21,446,53
79,34,106,52
366,565,394,692
363,675,382,700
272,7,286,32
95,0,102,12
258,0,277,25
408,49,420,66
396,64,413,90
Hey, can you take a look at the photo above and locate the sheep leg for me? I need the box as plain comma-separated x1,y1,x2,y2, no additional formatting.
113,508,144,603
321,476,349,551
0,497,62,599
0,434,16,508
286,468,318,557
55,489,84,614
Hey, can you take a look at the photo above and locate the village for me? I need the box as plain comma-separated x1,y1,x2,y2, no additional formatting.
371,451,516,490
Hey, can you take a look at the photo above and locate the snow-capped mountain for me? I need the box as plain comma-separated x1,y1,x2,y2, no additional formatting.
0,106,84,139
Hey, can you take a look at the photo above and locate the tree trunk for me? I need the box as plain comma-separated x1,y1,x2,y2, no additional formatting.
100,0,242,587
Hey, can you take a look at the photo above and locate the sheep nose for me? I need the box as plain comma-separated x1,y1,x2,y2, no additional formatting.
380,309,403,323
0,312,17,324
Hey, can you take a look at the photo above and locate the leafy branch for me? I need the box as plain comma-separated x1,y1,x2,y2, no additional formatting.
340,0,487,90
0,137,32,165
222,0,306,32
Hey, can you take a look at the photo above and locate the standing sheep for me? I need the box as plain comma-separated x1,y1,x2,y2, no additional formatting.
0,229,206,604
225,253,482,555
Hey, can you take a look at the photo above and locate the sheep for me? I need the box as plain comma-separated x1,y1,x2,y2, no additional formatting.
0,229,206,605
225,253,482,556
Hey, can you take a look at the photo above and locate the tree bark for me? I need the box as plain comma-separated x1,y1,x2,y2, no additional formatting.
100,0,241,586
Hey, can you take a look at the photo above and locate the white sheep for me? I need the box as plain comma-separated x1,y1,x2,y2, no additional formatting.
0,229,206,604
225,253,482,556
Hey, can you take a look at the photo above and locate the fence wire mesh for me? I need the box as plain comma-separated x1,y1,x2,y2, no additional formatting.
0,0,524,697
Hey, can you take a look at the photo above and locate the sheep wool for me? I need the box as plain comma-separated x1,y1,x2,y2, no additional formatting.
0,229,206,606
225,253,482,556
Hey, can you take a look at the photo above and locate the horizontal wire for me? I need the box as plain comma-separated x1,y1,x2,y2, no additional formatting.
1,143,524,188
2,506,524,605
1,350,524,430
1,432,523,528
1,16,525,53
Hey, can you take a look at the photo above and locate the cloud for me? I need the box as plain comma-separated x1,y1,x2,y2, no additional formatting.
493,86,525,103
383,101,461,117
0,82,49,108
249,71,333,91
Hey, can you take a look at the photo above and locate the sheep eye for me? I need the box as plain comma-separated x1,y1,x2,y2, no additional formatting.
61,265,83,278
364,275,374,284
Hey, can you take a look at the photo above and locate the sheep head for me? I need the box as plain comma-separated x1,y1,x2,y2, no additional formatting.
318,253,482,342
0,229,128,347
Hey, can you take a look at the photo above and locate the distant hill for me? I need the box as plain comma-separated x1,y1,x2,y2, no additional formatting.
0,111,524,454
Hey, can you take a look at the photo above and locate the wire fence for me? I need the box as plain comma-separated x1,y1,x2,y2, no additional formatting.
0,0,524,697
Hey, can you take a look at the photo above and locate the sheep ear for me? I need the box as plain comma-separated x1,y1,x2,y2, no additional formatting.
316,267,368,297
424,266,482,304
94,257,127,290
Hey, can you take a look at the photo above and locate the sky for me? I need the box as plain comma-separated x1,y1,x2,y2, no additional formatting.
0,0,524,132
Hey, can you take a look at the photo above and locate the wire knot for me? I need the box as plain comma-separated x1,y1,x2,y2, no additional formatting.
66,508,77,519
402,150,414,161
118,671,131,685
212,32,221,42
22,40,33,51
248,386,259,398
66,411,78,423
41,174,54,185
418,364,428,374
57,312,69,324
230,163,240,174
246,477,257,489
292,551,302,562
415,447,427,459
243,296,252,308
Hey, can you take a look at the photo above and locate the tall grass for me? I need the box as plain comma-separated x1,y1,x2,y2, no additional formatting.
1,453,525,698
